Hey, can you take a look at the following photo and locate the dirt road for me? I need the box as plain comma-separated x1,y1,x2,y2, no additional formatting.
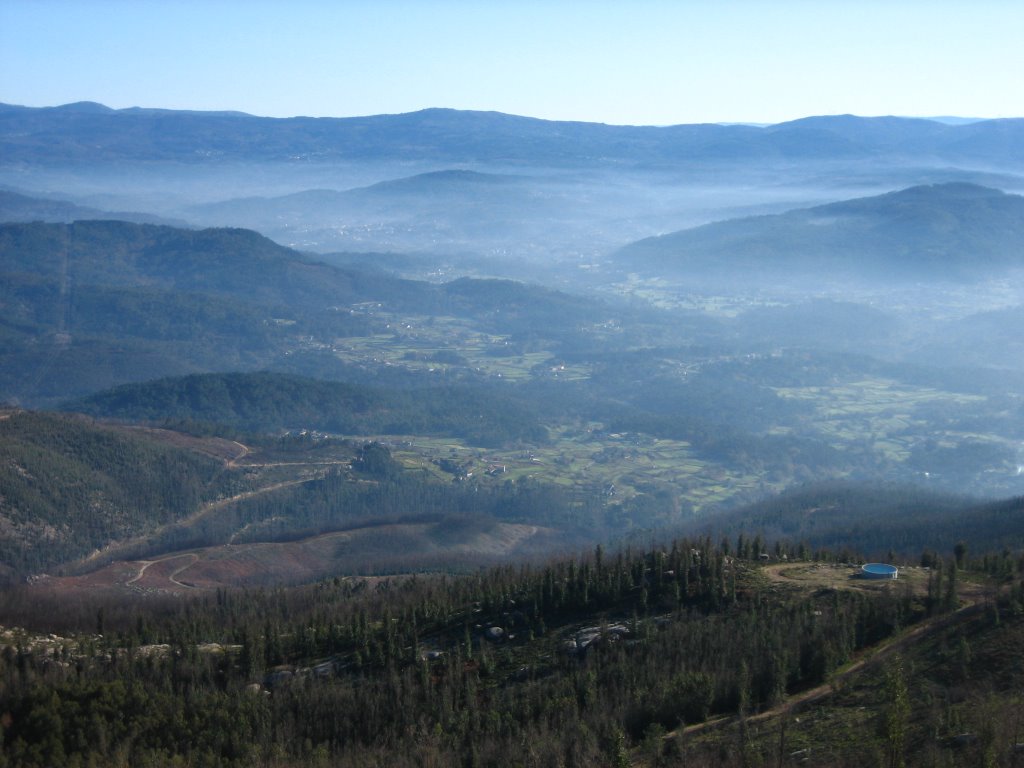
126,553,200,590
668,569,984,740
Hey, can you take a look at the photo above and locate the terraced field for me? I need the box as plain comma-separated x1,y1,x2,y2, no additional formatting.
329,314,590,381
772,376,1023,494
774,377,987,458
383,426,774,514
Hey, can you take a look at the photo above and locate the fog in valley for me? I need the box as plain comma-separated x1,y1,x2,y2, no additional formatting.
4,104,1024,578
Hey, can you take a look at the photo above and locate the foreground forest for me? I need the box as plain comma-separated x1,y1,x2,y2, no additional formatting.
2,538,1023,767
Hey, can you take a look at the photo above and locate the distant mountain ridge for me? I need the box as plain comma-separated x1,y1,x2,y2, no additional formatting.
184,169,567,249
615,182,1024,284
2,102,1022,167
0,189,188,226
190,169,537,216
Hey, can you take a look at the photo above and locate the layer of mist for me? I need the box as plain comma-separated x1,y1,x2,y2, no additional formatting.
4,104,1024,572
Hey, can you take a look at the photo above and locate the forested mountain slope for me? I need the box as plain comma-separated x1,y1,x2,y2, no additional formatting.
0,408,570,581
64,371,548,447
616,183,1024,284
685,482,1024,559
3,103,1023,167
0,410,241,576
0,220,626,405
2,531,1022,767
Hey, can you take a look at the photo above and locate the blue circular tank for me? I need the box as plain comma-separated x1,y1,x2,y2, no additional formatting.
861,563,898,579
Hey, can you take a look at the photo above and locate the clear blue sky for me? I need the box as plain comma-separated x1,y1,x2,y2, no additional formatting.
2,0,1021,125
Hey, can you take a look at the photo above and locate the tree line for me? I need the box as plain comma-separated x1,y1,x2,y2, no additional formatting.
4,534,1016,767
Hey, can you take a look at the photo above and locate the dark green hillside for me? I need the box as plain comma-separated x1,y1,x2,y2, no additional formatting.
64,371,548,447
617,183,1024,284
0,219,631,327
0,410,239,576
0,220,379,305
436,277,615,336
0,219,433,327
0,336,217,405
0,220,638,405
691,482,1024,558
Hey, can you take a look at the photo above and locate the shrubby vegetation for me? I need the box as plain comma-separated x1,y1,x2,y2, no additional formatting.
132,457,593,571
0,411,240,576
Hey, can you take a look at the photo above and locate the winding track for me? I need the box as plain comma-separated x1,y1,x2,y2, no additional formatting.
79,476,313,569
225,441,249,467
77,438,322,568
72,437,364,585
126,554,200,589
664,580,985,743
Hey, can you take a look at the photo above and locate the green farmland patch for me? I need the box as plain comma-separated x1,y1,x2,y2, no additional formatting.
348,423,784,520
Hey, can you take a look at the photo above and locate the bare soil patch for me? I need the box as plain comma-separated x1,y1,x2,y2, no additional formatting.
35,522,553,593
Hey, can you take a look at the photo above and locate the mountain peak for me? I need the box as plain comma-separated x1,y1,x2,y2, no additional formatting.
819,182,1010,215
51,101,115,114
889,181,1007,199
2,104,1022,166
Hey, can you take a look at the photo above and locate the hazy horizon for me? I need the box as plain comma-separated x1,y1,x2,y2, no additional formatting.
3,1,1022,126
1,99,1008,128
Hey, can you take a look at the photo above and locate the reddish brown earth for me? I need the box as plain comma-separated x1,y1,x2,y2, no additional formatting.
34,522,553,594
